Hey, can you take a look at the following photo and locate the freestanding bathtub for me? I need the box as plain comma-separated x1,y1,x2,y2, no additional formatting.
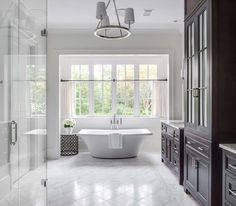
78,129,152,158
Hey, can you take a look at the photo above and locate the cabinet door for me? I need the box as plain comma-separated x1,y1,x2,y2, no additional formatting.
185,2,209,137
185,150,197,191
196,156,209,205
196,5,209,135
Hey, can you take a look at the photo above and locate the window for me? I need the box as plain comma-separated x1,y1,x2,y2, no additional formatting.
71,65,89,115
139,64,157,116
60,55,169,117
94,64,112,115
116,65,134,115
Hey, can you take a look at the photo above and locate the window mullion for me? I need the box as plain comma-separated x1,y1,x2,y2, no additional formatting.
134,64,139,116
89,64,94,115
112,63,116,114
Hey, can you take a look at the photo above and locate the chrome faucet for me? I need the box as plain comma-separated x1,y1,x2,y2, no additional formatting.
110,113,122,129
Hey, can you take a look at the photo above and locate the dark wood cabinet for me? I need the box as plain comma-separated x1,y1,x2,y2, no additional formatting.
222,149,236,206
161,121,184,185
184,0,236,205
185,132,210,205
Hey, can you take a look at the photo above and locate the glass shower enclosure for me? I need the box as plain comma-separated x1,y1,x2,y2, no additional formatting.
0,0,47,205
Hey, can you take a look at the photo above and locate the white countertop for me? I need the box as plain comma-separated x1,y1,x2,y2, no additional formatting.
161,120,184,129
219,144,236,155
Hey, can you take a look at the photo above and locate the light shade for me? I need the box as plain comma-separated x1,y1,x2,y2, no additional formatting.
96,2,107,20
124,8,135,25
101,16,110,26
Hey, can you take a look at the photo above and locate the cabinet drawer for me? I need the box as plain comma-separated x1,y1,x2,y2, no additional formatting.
225,174,236,206
225,152,236,176
185,136,210,159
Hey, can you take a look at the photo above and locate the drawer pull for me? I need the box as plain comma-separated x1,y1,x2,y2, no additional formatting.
229,164,236,171
198,147,205,151
229,189,236,197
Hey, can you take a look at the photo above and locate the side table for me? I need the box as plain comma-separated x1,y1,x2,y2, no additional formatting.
61,134,79,156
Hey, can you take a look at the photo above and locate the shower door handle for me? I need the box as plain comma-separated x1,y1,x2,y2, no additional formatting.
10,121,17,145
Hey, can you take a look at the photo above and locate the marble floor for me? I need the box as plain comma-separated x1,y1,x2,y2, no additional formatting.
47,152,199,206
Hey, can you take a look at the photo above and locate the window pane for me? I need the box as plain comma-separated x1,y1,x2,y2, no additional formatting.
117,65,125,80
71,65,80,80
94,82,102,99
117,82,125,99
81,99,89,115
80,65,89,80
126,65,134,80
139,65,148,80
126,82,134,99
94,79,112,115
103,65,112,80
75,81,89,116
149,65,157,79
140,81,153,116
117,99,125,115
94,64,103,80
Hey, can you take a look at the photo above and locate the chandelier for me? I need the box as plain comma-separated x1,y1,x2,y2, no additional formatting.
94,0,135,40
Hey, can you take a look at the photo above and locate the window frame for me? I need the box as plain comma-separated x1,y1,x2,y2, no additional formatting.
59,53,172,118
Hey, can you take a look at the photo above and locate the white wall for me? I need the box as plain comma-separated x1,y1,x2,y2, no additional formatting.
47,31,184,159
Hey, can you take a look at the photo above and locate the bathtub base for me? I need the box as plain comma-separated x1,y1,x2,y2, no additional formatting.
91,155,137,159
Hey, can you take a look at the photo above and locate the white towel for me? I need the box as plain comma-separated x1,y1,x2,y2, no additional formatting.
108,133,123,149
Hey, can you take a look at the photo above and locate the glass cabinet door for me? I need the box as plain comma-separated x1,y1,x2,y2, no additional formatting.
186,21,196,127
197,9,208,128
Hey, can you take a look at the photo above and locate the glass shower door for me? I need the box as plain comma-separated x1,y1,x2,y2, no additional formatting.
0,0,47,205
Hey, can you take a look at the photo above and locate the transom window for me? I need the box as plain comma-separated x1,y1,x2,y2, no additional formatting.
60,55,169,117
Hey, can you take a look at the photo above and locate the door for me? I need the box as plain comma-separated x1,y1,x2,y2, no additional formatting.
185,150,197,192
196,156,209,204
0,0,47,205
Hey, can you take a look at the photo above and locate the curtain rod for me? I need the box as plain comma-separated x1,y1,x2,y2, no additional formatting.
61,79,168,82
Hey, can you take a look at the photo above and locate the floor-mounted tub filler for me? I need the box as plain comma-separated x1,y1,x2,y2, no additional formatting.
78,129,152,158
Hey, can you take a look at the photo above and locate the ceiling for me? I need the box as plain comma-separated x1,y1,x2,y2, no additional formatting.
48,0,184,33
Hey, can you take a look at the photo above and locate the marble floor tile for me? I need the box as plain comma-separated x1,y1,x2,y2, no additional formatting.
1,152,199,206
47,152,198,206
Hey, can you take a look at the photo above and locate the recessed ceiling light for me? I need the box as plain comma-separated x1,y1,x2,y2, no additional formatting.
143,9,153,17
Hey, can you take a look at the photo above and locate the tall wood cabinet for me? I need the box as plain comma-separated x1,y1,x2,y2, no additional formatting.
184,0,236,206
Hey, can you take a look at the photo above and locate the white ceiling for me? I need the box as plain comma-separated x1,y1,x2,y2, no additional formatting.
48,0,184,33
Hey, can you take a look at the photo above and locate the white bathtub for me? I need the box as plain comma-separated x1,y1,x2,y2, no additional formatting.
78,129,152,158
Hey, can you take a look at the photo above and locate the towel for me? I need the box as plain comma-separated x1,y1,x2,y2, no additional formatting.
108,133,123,149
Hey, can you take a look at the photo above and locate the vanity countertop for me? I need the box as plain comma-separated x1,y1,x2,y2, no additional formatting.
219,144,236,155
161,120,184,130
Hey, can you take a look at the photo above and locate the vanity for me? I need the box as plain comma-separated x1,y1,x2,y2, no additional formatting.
161,120,184,185
220,144,236,206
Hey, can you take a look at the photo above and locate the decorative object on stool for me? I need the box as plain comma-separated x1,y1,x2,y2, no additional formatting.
63,119,76,134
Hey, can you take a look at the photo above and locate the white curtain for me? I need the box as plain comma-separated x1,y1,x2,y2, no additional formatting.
61,82,75,118
152,57,168,118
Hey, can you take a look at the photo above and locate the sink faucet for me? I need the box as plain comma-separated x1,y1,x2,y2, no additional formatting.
110,113,122,129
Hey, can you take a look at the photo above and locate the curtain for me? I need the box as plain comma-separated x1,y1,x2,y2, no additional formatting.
61,82,75,118
152,57,168,118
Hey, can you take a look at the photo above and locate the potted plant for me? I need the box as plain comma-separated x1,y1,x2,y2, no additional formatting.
63,119,76,134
